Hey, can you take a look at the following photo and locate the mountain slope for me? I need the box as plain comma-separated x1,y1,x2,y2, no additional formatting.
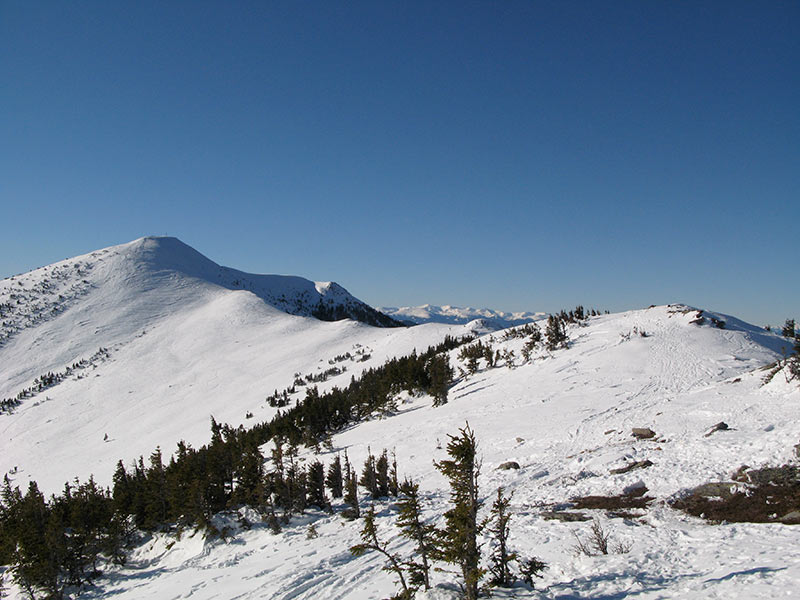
4,302,798,599
0,237,459,493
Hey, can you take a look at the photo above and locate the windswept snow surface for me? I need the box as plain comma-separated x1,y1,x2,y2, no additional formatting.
378,304,545,329
2,246,799,600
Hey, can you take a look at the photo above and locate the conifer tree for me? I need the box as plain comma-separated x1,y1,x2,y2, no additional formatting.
350,506,410,599
487,487,517,587
376,450,390,498
433,424,483,600
782,318,796,338
396,478,435,592
233,442,264,507
545,315,568,351
325,454,344,499
428,354,453,407
342,452,360,520
359,448,379,499
306,460,330,511
389,451,399,497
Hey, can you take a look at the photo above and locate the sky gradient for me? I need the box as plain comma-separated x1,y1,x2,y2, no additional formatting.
1,1,798,327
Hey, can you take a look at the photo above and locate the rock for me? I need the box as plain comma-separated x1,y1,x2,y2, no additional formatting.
794,443,800,460
632,427,656,440
731,465,750,482
779,511,800,525
623,480,648,496
691,482,738,499
540,510,591,522
704,422,730,437
610,459,653,475
515,437,525,443
498,461,520,470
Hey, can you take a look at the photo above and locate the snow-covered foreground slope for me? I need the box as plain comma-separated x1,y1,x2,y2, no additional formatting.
7,304,797,599
379,304,545,328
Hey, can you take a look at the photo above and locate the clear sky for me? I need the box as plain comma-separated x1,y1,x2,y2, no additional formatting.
1,1,798,327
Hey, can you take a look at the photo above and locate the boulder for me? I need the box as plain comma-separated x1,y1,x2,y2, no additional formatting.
704,422,729,437
632,427,656,440
498,461,520,470
610,459,653,475
779,511,800,525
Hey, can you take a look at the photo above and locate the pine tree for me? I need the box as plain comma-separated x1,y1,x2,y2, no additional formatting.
144,446,168,528
433,424,484,600
232,442,265,507
782,318,796,338
389,451,399,497
342,452,360,520
545,315,568,351
376,450,390,498
359,448,379,499
427,354,453,406
306,460,330,511
396,478,435,592
487,487,516,587
350,506,410,599
325,454,344,499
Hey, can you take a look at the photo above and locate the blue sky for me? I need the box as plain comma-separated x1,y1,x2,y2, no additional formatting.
1,1,798,327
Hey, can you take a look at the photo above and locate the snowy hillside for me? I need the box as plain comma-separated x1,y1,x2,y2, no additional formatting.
379,304,545,328
0,236,467,493
3,294,799,599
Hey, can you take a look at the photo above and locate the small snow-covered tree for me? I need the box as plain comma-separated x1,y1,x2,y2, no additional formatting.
433,424,483,600
487,487,517,587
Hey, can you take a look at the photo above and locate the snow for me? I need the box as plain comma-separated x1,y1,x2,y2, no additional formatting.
378,304,546,329
2,238,800,599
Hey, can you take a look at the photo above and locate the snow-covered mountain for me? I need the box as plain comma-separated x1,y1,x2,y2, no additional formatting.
1,238,799,600
0,236,468,493
378,304,545,328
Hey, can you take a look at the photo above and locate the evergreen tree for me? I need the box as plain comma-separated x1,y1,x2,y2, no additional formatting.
376,450,390,498
544,315,568,351
111,460,132,516
359,448,379,499
782,318,796,338
396,478,435,592
306,460,330,511
433,424,484,600
427,354,453,407
232,442,265,507
325,454,344,499
144,447,168,528
342,452,360,520
389,451,399,498
487,487,517,587
350,506,410,600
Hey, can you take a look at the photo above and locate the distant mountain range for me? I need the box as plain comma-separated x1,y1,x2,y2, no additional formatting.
378,304,545,328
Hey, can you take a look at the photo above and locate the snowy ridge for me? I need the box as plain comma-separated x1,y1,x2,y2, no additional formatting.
378,304,545,328
3,296,799,599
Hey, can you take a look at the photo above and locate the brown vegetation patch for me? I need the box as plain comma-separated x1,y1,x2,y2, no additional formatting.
672,465,800,524
572,485,654,511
